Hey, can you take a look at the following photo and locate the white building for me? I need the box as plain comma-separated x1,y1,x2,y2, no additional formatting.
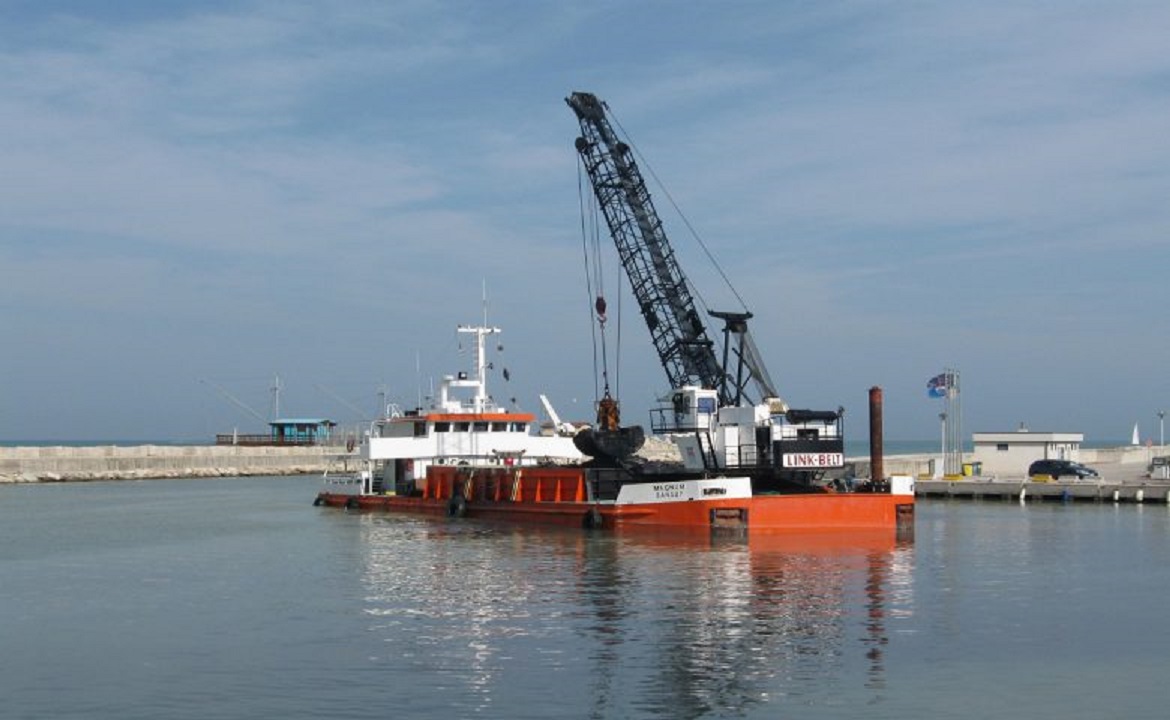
970,429,1084,477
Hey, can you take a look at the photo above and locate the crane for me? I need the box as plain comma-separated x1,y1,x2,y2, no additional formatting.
566,91,844,486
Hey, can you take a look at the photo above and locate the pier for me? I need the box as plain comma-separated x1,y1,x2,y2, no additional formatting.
850,447,1170,504
915,478,1170,504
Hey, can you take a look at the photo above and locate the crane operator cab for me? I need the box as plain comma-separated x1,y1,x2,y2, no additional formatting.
653,386,844,487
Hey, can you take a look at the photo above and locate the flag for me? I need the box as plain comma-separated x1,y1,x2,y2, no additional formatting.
927,373,948,398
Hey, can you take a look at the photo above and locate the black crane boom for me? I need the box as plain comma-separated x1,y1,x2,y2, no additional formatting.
567,91,728,401
568,91,787,408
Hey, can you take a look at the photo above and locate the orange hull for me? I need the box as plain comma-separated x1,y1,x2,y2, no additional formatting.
315,465,914,534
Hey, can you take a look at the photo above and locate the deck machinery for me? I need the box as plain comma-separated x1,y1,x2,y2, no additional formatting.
566,91,845,490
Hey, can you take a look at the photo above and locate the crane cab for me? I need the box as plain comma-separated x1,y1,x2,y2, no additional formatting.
652,386,719,434
652,386,844,485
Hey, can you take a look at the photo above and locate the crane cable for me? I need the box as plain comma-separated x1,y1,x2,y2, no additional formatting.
577,160,610,406
607,109,752,316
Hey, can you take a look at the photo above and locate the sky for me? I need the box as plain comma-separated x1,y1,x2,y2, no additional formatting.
2,0,1168,444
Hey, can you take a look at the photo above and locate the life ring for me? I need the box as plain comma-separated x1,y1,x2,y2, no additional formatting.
583,507,603,530
346,438,356,452
446,495,468,518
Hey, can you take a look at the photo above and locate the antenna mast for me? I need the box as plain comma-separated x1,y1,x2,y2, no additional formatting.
269,374,281,419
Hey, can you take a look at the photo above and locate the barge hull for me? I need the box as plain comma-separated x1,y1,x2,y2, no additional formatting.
316,466,913,533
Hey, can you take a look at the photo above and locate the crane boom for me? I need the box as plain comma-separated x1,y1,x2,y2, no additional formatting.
567,92,727,400
567,92,780,407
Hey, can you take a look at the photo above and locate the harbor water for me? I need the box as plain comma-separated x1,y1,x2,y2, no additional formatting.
2,476,1168,719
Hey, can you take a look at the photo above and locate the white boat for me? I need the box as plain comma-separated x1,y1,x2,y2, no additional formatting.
321,323,585,498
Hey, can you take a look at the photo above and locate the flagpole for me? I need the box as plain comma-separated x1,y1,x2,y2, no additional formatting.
949,368,962,475
928,368,962,476
938,412,947,479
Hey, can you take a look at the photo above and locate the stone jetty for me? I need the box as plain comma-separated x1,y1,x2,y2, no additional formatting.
0,444,349,483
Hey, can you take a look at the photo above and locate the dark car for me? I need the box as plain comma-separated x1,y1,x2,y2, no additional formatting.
1028,459,1099,480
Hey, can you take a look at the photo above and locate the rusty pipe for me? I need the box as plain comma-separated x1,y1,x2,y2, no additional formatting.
869,386,884,482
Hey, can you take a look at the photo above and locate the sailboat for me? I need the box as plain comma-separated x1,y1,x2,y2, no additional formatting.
1132,423,1140,446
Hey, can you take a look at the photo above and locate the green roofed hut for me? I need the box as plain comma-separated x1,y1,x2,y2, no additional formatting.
216,418,337,446
270,418,336,445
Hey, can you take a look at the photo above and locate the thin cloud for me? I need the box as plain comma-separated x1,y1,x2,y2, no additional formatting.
2,1,1168,440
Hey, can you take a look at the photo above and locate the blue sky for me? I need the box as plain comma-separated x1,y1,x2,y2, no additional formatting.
2,1,1168,444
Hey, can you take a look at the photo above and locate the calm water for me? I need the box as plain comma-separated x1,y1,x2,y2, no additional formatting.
2,476,1168,719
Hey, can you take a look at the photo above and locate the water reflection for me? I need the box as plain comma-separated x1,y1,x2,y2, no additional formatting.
575,530,915,717
356,517,914,718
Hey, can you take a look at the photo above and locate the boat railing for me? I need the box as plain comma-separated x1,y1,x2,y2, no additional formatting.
648,406,711,434
421,465,593,504
453,398,505,414
215,434,317,446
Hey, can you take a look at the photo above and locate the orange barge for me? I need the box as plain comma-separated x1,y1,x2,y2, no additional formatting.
312,320,915,535
315,464,915,534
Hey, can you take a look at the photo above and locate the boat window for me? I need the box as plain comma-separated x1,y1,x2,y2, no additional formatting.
473,421,489,432
491,422,508,432
434,422,451,432
455,422,470,432
413,422,426,437
511,422,527,432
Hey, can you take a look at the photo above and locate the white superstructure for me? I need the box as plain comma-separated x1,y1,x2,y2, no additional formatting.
326,324,584,497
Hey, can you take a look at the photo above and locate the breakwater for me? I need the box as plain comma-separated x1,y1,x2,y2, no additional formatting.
0,445,347,483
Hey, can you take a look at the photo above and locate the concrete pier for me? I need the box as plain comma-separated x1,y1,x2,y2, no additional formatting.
845,448,1168,504
0,445,349,483
907,447,1166,504
915,478,1170,504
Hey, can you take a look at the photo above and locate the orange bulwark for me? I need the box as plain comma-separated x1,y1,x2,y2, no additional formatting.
316,465,914,535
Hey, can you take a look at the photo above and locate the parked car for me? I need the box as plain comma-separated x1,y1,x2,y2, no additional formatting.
1028,459,1099,480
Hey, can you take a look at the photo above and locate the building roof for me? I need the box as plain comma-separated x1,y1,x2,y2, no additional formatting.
973,431,1083,443
268,418,336,426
